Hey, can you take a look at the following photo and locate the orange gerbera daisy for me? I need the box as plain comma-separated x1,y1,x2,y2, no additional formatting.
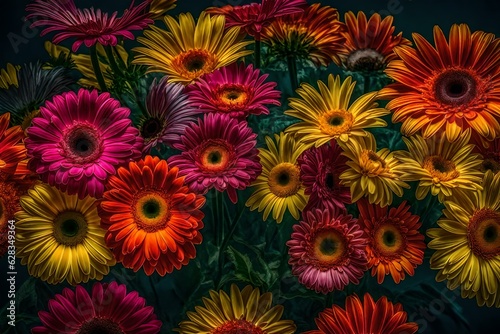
0,179,21,257
335,11,411,73
0,113,26,180
380,24,500,142
357,199,426,284
98,155,206,276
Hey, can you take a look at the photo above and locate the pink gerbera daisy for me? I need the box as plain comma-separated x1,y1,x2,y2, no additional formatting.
26,0,153,52
287,207,368,294
26,89,143,199
168,113,261,203
207,0,307,40
186,62,281,120
32,282,162,334
140,76,199,153
298,141,351,214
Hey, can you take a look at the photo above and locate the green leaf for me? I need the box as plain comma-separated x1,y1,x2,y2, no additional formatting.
226,246,266,287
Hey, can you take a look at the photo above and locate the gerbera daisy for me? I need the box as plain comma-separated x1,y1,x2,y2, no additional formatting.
298,140,351,213
246,132,308,223
168,113,261,204
32,282,162,333
0,113,26,179
177,284,296,334
26,89,143,199
26,0,153,52
335,11,411,73
428,171,500,307
98,155,205,276
0,180,21,257
287,207,368,294
380,24,500,142
133,12,253,84
305,293,418,334
0,63,19,89
0,63,74,129
284,75,389,149
339,133,409,207
357,199,426,284
396,130,483,202
473,137,500,174
206,0,307,40
140,76,198,153
148,0,176,20
15,183,115,285
261,3,345,67
186,62,281,120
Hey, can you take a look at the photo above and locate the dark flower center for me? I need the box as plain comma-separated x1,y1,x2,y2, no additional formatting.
329,116,344,126
319,237,337,255
484,225,498,243
277,171,290,186
141,118,162,139
77,318,124,334
481,158,500,174
432,157,454,173
186,56,206,72
383,230,396,247
61,219,79,237
208,151,222,164
53,211,88,246
142,199,161,219
434,70,477,105
63,124,102,164
346,49,385,72
325,173,335,189
467,208,500,259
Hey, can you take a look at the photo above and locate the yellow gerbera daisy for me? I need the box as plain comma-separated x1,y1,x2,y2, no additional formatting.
0,63,19,89
246,132,308,223
339,132,409,207
284,75,389,150
133,12,253,84
15,183,115,285
396,130,483,202
148,0,176,20
427,171,500,307
177,284,296,334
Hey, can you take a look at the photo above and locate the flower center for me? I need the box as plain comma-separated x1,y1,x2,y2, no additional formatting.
325,172,335,190
467,208,500,259
140,117,163,139
198,139,235,173
268,162,301,197
423,155,460,182
433,69,477,106
219,84,250,105
481,158,500,174
134,192,170,232
373,222,405,257
360,150,389,176
172,49,217,81
211,319,264,334
76,317,124,334
53,211,88,246
319,110,354,137
311,229,347,269
346,49,385,72
62,124,102,164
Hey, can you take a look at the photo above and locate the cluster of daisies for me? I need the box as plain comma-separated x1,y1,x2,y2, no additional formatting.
1,0,500,333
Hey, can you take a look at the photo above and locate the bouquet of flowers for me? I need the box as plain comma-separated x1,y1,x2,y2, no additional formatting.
1,0,499,333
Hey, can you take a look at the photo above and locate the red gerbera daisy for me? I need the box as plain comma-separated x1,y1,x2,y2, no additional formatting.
0,113,26,180
207,0,307,40
357,199,426,284
305,293,418,334
298,141,350,214
32,282,162,334
98,155,205,276
168,113,261,203
186,62,281,120
26,0,153,52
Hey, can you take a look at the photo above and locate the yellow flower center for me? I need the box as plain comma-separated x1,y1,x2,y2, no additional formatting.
268,162,301,197
319,110,354,137
374,222,405,257
212,319,264,334
423,155,460,183
53,211,88,246
172,49,218,82
468,208,500,259
134,192,170,232
218,84,250,106
360,150,390,176
312,230,346,268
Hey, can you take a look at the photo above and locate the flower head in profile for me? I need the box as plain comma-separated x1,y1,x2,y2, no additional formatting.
98,156,206,276
15,183,116,285
26,89,143,199
358,199,426,284
26,0,153,52
428,171,500,307
380,24,500,142
177,284,296,334
140,76,198,153
305,293,418,334
285,75,389,150
246,132,308,223
0,113,26,180
207,0,307,40
287,207,368,294
32,282,162,334
339,133,410,207
335,11,411,73
261,3,345,66
186,62,281,120
133,12,253,84
168,113,261,203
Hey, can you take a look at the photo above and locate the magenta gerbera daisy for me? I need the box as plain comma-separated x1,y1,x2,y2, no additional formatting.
298,141,351,214
26,89,143,199
287,207,368,294
32,282,162,334
140,76,199,153
168,113,261,203
26,0,153,52
186,62,281,120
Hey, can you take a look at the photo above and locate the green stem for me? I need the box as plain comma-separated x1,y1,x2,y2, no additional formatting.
363,75,370,94
90,44,107,92
213,189,222,247
103,45,123,77
287,55,298,92
254,39,261,69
